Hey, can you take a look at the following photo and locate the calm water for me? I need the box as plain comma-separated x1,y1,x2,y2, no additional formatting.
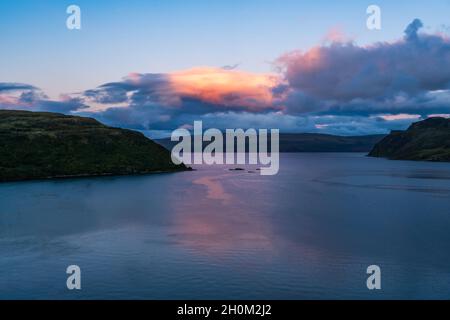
1,153,450,299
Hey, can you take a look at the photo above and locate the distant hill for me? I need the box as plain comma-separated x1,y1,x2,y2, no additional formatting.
368,117,450,161
0,110,187,182
155,133,386,153
275,133,385,152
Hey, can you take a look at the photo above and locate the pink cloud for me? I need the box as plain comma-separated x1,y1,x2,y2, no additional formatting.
276,19,450,105
323,26,349,43
378,114,422,121
428,113,450,118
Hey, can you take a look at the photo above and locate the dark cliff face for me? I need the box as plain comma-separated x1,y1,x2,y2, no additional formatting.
368,117,450,161
0,110,186,182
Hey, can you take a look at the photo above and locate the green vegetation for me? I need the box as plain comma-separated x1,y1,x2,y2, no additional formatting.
368,117,450,161
0,110,187,182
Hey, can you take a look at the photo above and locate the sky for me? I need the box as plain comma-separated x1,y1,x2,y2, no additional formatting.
2,0,450,137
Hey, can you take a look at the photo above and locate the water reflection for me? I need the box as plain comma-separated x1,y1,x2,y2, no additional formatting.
1,154,450,299
169,168,276,256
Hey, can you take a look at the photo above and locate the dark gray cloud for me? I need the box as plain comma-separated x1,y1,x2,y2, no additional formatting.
0,83,87,113
34,98,88,113
222,63,241,70
277,19,450,115
405,18,423,42
0,83,37,93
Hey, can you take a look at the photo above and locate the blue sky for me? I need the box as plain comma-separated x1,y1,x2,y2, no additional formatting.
2,1,450,136
2,0,449,97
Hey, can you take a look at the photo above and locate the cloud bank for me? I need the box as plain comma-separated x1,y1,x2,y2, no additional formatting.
277,19,450,114
2,19,450,137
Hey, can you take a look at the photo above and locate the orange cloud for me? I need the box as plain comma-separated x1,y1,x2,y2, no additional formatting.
167,67,280,110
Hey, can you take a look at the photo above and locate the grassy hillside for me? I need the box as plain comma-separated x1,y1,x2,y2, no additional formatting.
0,110,186,182
368,117,450,161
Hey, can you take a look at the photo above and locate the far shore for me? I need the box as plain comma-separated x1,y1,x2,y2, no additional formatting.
0,167,193,184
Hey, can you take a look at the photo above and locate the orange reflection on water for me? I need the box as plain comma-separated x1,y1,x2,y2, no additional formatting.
193,174,232,204
169,171,275,257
